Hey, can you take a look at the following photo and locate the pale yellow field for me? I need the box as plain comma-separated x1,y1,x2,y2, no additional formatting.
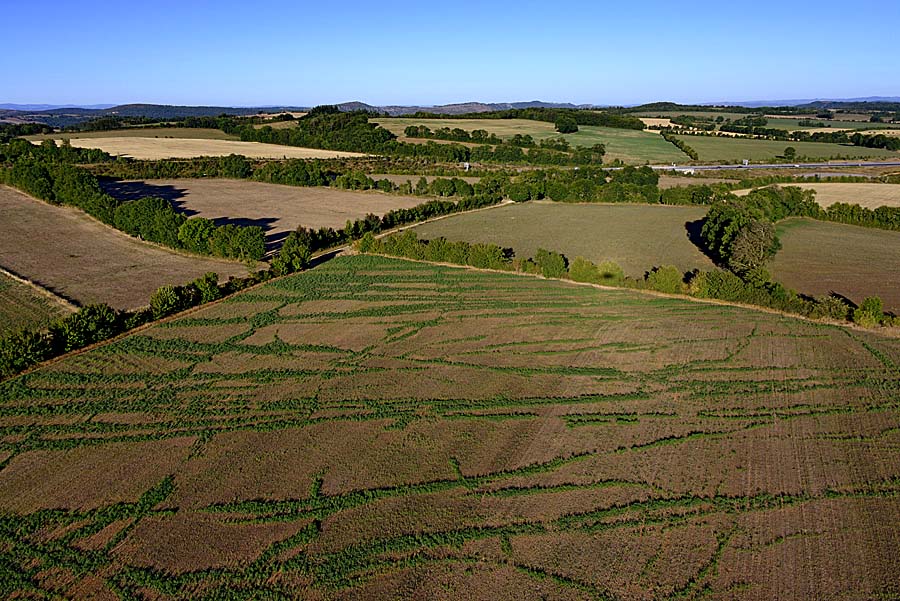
736,183,900,209
639,117,672,128
41,138,366,160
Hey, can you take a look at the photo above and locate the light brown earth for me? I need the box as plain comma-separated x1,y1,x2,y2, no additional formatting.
735,182,900,208
770,218,900,312
35,137,366,160
0,186,251,310
1,255,898,598
101,179,427,245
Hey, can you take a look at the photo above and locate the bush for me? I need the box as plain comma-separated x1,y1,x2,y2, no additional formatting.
646,265,685,294
49,304,121,353
272,231,312,275
534,248,568,279
853,296,884,327
0,330,53,378
193,272,222,303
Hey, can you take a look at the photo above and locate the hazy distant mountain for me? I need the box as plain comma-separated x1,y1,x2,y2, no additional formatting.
704,96,900,108
0,103,117,111
371,100,596,116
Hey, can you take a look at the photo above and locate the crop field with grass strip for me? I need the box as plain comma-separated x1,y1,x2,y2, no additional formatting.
0,272,73,336
1,255,898,599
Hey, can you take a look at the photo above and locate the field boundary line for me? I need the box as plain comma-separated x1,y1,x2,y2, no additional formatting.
362,253,900,339
0,264,79,313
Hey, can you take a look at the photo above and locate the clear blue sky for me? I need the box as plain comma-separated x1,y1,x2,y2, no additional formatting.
3,0,898,107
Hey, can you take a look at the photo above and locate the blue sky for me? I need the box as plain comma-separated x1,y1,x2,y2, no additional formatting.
3,0,898,106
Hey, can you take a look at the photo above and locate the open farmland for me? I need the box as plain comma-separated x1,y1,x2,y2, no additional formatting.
735,182,900,208
673,134,900,162
412,201,715,276
373,117,687,164
769,218,900,312
25,127,239,141
101,178,427,248
35,137,366,160
1,254,899,599
0,271,73,336
0,186,251,310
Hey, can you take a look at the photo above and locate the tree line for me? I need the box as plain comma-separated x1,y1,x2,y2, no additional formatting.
0,141,266,261
407,108,646,130
360,230,895,329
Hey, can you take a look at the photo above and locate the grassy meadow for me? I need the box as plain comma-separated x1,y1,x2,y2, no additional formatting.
373,117,688,164
0,272,73,336
1,254,898,598
673,134,900,162
412,201,714,276
770,218,900,311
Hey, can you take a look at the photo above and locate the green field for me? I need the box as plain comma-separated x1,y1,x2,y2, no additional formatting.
2,254,899,599
770,218,900,312
373,117,688,164
25,127,239,141
673,134,900,162
0,272,72,336
412,202,714,276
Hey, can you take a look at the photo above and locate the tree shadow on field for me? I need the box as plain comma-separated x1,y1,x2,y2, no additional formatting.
685,218,717,263
99,178,187,204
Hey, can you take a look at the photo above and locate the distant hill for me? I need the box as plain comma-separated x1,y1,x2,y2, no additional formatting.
0,104,311,127
0,103,117,111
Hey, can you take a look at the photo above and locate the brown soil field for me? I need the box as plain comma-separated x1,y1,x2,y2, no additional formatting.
0,186,251,310
101,178,427,246
1,254,898,598
37,137,366,160
770,217,900,312
735,182,900,208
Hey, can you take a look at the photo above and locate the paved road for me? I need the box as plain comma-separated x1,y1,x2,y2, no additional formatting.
653,160,900,172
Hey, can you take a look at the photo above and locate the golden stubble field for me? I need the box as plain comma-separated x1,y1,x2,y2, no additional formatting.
0,186,251,310
35,137,366,160
1,255,898,599
736,182,900,209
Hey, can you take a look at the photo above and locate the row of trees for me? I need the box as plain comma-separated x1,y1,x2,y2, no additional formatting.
0,141,265,260
0,271,242,379
360,231,894,329
660,131,699,160
408,108,646,130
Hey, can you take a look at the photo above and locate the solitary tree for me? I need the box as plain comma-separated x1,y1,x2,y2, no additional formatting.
555,115,579,134
783,146,797,160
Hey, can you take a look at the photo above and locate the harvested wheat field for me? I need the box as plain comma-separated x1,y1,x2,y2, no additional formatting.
1,254,898,599
735,182,900,208
101,178,427,247
770,217,900,312
0,186,251,310
45,137,366,160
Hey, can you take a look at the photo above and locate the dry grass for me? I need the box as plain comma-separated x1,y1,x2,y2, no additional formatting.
0,271,73,335
411,201,715,276
36,137,366,160
102,178,426,245
0,186,251,310
770,218,900,311
25,127,238,141
639,117,673,128
735,183,900,208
